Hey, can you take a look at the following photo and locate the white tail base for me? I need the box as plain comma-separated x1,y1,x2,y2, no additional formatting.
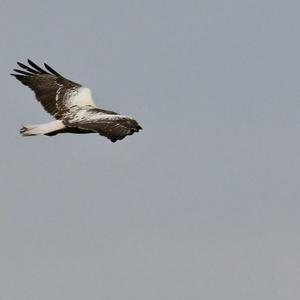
20,120,65,136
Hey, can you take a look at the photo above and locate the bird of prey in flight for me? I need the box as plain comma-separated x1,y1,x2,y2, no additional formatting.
11,59,142,142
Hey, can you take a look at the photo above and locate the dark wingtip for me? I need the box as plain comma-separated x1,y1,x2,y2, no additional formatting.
27,59,48,74
16,61,39,74
27,59,37,67
44,62,61,76
10,73,22,78
13,69,32,75
27,59,36,66
17,61,25,68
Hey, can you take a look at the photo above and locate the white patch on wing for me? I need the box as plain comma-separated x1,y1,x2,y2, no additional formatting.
56,85,63,102
67,107,132,124
98,114,132,120
67,87,95,107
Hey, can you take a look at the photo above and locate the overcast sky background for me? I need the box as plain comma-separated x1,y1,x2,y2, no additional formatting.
0,0,299,299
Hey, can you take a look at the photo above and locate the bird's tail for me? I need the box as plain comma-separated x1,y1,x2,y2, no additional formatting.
20,120,65,136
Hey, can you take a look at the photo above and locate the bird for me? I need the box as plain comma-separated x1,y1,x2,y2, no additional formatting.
11,59,142,142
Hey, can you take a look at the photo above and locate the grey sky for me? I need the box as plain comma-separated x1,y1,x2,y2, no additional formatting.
0,0,299,299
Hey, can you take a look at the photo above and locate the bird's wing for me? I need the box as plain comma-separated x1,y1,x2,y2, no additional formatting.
64,108,142,142
11,59,95,119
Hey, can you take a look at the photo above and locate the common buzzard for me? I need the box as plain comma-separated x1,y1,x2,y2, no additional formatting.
11,60,142,142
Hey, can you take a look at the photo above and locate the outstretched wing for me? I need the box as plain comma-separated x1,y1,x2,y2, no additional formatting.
11,59,95,119
64,108,142,142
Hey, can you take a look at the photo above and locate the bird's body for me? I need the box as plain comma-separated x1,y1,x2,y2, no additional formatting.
11,60,142,142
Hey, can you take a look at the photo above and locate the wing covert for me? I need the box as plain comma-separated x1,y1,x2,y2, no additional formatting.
63,107,142,142
11,60,94,119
